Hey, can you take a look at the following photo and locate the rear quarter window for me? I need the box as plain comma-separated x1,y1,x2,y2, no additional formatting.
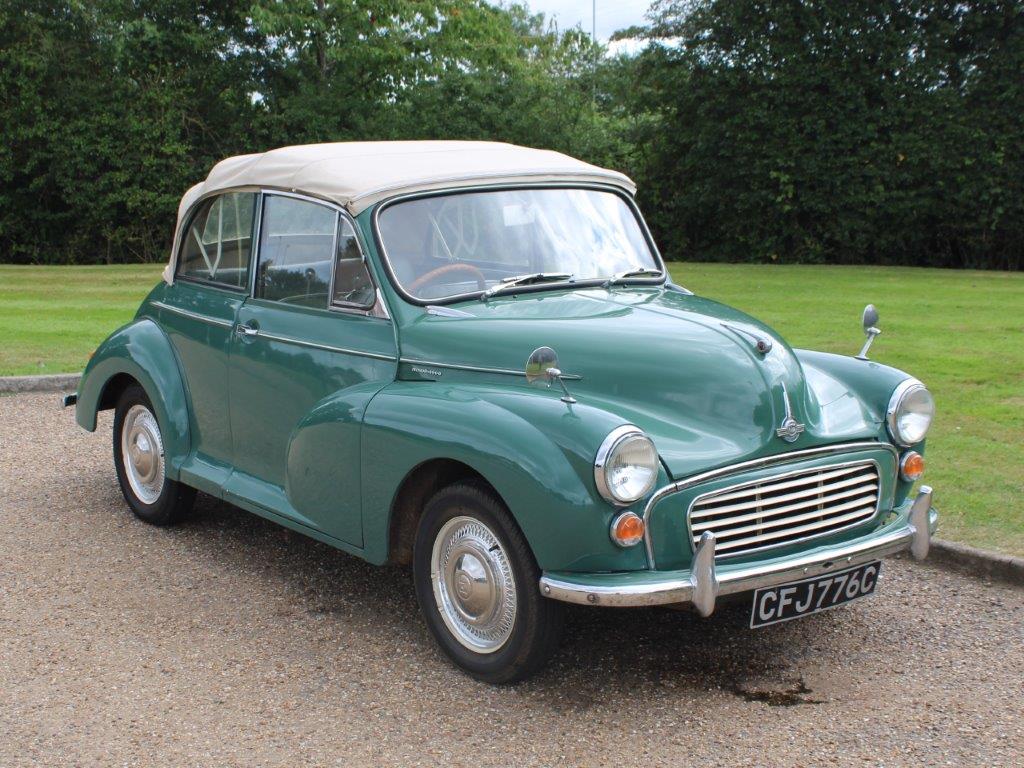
177,193,256,290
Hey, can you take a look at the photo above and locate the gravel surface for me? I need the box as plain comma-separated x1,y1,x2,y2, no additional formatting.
2,392,1022,767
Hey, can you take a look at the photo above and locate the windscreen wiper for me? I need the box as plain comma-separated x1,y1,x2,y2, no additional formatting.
603,267,664,288
481,272,574,300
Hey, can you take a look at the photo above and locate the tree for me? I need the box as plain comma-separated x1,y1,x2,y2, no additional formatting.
634,0,1023,269
0,0,261,263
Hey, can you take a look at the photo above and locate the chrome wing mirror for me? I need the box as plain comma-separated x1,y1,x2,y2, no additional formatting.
526,346,577,404
855,304,881,360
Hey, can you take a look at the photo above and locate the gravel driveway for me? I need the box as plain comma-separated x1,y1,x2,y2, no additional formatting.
2,392,1022,767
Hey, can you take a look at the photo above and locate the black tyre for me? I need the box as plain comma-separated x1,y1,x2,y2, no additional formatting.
413,482,564,683
113,384,195,526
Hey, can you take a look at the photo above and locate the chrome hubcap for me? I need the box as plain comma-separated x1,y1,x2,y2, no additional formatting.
431,516,517,654
121,404,165,505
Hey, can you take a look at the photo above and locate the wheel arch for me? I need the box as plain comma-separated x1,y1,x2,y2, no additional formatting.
360,382,650,573
385,458,499,566
75,319,192,477
96,372,140,413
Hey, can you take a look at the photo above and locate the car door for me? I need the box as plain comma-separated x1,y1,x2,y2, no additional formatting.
155,191,256,487
225,192,396,547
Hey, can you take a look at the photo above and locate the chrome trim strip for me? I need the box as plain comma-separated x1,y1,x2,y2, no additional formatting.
425,305,475,318
539,487,934,609
248,190,264,298
641,441,899,568
151,301,234,328
685,459,882,561
399,357,582,380
256,330,397,361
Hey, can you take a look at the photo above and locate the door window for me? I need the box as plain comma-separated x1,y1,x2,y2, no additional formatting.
256,196,337,307
257,195,375,310
177,192,256,289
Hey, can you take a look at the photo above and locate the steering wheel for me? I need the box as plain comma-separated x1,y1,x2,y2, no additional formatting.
408,263,487,295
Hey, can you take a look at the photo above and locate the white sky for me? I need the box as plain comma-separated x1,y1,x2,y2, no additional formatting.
521,0,653,41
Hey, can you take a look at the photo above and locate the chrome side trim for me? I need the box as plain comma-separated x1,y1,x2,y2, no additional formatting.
539,487,934,610
256,330,397,361
151,301,234,328
400,357,582,380
641,441,899,568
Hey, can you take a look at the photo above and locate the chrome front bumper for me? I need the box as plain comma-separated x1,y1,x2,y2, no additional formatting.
539,486,936,616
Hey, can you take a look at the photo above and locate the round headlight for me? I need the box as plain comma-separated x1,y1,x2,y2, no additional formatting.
595,426,659,505
887,380,935,447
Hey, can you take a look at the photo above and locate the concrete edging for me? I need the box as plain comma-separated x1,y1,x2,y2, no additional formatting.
928,538,1024,587
0,373,81,394
2,372,1020,587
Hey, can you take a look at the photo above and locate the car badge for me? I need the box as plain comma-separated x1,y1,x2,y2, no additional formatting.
776,384,805,443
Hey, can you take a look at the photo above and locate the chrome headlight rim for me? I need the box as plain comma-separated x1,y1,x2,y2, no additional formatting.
887,378,934,447
594,425,659,506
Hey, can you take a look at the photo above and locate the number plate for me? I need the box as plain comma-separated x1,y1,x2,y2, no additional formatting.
749,561,881,628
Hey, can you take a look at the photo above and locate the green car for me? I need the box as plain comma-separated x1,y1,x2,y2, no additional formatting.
69,141,938,683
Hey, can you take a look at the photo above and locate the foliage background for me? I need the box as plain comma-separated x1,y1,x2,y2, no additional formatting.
1,0,1020,269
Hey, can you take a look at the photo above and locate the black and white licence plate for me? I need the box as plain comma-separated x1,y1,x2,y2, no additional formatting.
749,561,881,628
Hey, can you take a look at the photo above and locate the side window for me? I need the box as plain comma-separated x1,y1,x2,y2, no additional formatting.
257,196,337,307
177,192,256,289
332,218,375,308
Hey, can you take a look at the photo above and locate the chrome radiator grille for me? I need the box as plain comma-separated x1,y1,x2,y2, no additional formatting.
688,461,881,558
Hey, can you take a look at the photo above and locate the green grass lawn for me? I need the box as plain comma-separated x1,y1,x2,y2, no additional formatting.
0,264,164,377
1,262,1021,555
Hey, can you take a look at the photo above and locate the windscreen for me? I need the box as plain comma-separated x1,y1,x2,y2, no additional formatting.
376,188,659,301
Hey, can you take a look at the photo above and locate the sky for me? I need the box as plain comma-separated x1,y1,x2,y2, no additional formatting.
521,0,653,41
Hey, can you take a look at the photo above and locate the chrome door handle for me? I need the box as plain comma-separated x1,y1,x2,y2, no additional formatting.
235,324,259,337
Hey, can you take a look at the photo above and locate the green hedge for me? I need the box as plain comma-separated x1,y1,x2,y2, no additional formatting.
1,0,1020,270
631,0,1023,270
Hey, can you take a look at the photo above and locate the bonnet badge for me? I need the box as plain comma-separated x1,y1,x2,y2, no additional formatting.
776,384,805,443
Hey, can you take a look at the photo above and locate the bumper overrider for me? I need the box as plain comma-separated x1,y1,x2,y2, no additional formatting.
539,486,936,616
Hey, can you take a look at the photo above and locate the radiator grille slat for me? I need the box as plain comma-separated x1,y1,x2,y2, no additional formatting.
690,475,878,521
690,481,879,531
689,461,881,559
700,464,874,505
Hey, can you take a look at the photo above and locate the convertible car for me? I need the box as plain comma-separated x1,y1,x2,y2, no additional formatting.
68,141,937,682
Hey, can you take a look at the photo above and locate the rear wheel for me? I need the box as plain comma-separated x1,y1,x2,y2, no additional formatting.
113,384,195,526
413,482,564,683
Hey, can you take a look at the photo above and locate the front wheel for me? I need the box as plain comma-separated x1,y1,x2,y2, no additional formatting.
413,483,564,684
113,384,195,526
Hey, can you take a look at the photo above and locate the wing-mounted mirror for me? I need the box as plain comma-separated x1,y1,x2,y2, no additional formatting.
855,304,881,360
526,346,559,383
862,304,879,331
526,346,576,404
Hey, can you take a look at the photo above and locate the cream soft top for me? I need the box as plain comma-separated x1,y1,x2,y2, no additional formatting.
164,141,636,283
